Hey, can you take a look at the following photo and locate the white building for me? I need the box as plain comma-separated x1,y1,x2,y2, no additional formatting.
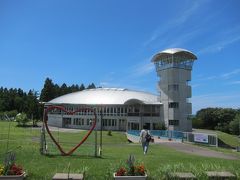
46,88,163,131
46,48,197,132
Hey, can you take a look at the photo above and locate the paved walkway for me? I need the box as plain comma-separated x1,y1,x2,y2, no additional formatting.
160,142,239,160
48,126,84,133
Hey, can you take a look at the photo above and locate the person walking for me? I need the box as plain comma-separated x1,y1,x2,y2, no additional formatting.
139,125,151,155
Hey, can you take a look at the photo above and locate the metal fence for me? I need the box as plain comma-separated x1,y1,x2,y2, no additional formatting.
127,130,218,147
183,132,218,147
127,130,184,140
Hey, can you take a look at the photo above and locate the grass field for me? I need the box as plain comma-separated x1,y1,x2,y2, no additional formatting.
0,121,240,179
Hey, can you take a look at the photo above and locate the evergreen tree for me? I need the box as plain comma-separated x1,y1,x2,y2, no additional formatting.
27,90,40,120
87,83,96,89
40,78,56,102
60,83,69,96
79,84,85,91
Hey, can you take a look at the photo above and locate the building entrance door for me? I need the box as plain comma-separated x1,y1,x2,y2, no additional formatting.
63,118,71,128
119,119,126,131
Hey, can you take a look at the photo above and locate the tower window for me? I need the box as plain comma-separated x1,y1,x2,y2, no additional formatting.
168,102,179,108
169,120,179,126
168,84,179,91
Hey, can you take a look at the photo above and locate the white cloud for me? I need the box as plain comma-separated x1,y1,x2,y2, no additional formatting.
132,62,155,77
221,69,240,79
143,1,206,47
228,81,240,85
196,68,240,82
197,31,240,55
171,1,203,25
191,84,201,88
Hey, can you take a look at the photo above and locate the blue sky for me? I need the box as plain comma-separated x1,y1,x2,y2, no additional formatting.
0,0,240,113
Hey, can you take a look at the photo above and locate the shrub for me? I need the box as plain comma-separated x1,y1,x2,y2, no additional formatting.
15,113,29,126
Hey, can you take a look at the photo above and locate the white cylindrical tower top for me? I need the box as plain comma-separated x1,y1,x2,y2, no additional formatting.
152,48,197,71
152,48,197,62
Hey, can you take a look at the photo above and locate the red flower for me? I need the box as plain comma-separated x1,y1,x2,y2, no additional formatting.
134,164,145,176
8,163,23,175
115,167,127,176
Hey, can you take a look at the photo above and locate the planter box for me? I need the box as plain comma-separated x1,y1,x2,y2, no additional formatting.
113,173,147,180
0,172,25,180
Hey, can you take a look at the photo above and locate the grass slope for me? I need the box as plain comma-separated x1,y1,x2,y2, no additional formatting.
194,128,240,147
217,131,240,147
0,121,240,179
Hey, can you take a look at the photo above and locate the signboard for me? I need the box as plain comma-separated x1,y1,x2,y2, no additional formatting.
194,133,208,143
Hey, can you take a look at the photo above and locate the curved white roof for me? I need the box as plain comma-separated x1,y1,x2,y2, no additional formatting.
48,88,160,105
151,48,197,62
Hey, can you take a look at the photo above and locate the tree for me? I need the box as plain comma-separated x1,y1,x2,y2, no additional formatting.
195,107,239,134
195,108,218,129
87,83,96,89
79,84,85,91
27,90,40,124
229,114,240,135
60,83,69,96
69,84,79,93
192,116,204,128
214,108,237,133
40,78,56,102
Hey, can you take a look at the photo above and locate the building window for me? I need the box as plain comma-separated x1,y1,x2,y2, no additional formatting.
112,119,116,126
168,84,179,91
108,119,111,126
73,118,84,125
103,119,108,126
169,102,179,108
169,120,179,126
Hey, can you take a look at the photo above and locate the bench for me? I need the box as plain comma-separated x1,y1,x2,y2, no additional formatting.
171,172,197,179
206,171,236,180
52,173,84,180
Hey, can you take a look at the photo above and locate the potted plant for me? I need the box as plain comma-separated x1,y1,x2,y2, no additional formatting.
113,155,147,180
0,152,25,179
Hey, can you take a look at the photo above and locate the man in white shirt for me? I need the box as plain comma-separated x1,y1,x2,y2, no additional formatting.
139,125,151,155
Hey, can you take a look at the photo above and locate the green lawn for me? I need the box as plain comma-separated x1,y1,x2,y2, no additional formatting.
0,121,240,180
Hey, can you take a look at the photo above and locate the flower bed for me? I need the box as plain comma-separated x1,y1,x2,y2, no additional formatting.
0,152,25,179
114,155,147,179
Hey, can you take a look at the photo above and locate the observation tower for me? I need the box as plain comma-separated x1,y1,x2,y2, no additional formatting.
151,48,197,132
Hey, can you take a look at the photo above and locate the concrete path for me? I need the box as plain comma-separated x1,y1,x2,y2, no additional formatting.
48,126,84,133
160,142,239,160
